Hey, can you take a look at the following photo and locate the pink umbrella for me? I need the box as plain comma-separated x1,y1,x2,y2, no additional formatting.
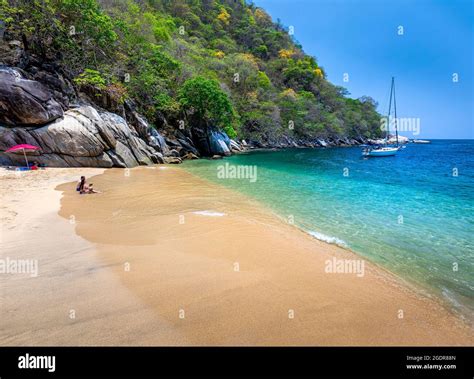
5,144,41,167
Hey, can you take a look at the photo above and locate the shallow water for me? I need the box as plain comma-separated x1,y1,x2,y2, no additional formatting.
52,166,472,344
183,140,474,318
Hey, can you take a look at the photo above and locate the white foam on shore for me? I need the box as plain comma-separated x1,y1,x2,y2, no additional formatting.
307,230,348,247
193,210,226,217
440,287,470,321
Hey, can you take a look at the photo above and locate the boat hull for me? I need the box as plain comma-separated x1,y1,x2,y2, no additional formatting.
363,147,398,157
412,140,431,144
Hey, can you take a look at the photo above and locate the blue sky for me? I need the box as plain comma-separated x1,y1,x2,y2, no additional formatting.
253,0,473,139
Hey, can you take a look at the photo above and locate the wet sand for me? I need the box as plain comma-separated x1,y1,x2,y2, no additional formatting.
0,168,188,345
1,166,472,345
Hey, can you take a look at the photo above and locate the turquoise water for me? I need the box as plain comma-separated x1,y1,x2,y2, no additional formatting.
183,140,474,318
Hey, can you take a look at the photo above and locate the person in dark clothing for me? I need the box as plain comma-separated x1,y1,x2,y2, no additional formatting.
76,176,86,194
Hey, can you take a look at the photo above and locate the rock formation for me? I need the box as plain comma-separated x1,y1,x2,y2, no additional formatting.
0,66,186,167
0,57,364,168
0,66,63,126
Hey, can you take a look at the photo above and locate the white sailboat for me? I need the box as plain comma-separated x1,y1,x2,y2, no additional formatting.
363,146,398,156
362,77,402,157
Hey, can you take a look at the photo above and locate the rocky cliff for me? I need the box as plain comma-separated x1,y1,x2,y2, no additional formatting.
0,42,364,168
0,56,239,167
0,66,169,167
0,35,242,167
0,59,364,168
0,0,379,169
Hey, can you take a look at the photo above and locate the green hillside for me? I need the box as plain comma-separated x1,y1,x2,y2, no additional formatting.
0,0,383,143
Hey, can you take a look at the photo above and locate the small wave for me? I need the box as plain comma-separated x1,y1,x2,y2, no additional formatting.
441,287,463,309
439,287,473,322
193,210,226,217
307,230,348,247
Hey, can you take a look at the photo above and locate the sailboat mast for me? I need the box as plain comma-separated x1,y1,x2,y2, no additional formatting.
393,77,399,146
387,77,394,142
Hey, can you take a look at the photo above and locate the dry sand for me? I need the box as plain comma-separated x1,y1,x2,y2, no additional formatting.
1,166,472,345
0,168,188,345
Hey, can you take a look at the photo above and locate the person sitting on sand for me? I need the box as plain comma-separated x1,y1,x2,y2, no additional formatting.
86,183,101,194
77,176,86,194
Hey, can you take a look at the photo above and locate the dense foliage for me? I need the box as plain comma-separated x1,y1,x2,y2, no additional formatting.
0,0,383,141
178,76,237,138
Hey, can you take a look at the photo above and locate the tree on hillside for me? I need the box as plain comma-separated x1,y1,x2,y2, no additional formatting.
0,0,117,73
178,76,237,138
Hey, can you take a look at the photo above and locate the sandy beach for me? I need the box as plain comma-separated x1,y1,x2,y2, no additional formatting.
1,166,472,346
0,167,188,345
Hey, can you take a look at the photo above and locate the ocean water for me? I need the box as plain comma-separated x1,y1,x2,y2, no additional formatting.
183,140,474,318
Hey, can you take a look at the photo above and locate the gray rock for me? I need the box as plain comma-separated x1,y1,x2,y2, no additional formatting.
127,136,153,165
0,66,177,168
230,139,242,152
177,138,200,156
183,152,199,160
29,113,105,156
0,104,171,168
0,66,63,126
127,109,149,139
113,140,139,167
192,128,231,157
106,149,127,168
149,128,170,155
317,139,328,147
151,152,165,164
163,156,182,164
169,149,180,157
61,153,113,167
99,111,133,141
0,151,113,168
209,130,231,156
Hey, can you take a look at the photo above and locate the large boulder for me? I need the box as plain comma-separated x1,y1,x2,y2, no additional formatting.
0,66,63,126
192,127,231,156
29,112,106,157
0,104,168,168
229,139,242,152
209,130,231,156
149,128,170,156
0,64,176,167
112,140,139,167
177,138,200,156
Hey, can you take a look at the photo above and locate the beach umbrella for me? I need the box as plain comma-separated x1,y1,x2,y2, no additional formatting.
5,144,41,167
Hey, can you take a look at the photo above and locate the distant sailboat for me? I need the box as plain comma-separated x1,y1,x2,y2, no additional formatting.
412,139,431,144
363,77,401,157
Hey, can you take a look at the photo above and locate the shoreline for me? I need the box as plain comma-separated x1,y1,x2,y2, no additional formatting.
1,166,472,345
252,202,472,326
0,167,189,345
184,145,474,324
180,163,474,327
59,166,472,345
